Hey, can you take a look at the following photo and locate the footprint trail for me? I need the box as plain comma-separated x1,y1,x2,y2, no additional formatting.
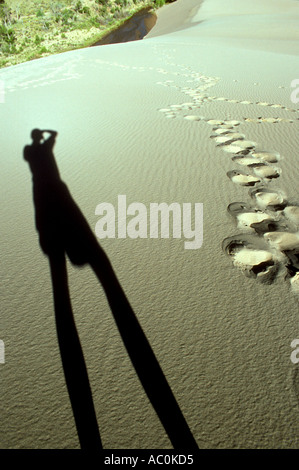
153,51,299,295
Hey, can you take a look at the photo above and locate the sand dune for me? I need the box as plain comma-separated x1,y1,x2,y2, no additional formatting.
1,0,299,450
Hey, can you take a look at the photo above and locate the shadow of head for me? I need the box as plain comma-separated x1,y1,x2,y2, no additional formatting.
31,128,44,144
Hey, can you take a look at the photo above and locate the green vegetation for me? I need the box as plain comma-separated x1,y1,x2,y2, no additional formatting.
0,0,175,68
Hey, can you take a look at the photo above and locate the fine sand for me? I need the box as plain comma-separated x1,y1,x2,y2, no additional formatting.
1,0,299,449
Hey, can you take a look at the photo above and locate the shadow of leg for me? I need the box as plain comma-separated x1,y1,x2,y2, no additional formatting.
49,252,102,450
90,249,198,450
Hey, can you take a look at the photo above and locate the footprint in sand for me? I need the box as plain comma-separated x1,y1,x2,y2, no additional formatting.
229,140,257,150
232,155,265,167
181,103,196,109
222,146,250,155
227,201,288,235
213,124,235,131
222,234,286,283
227,201,252,216
227,170,261,186
212,133,245,145
206,119,225,126
256,102,272,106
249,187,287,211
212,128,234,135
235,211,274,232
251,150,280,164
283,206,299,228
264,231,299,252
184,115,203,121
213,135,241,145
252,165,281,180
216,137,257,154
261,118,280,123
263,232,299,275
223,120,241,126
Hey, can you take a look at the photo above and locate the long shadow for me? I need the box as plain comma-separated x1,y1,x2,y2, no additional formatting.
24,129,102,450
24,129,198,450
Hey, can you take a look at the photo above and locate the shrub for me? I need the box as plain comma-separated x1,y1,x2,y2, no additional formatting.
0,58,8,67
0,23,15,45
81,6,90,15
74,1,83,11
39,46,48,54
0,4,13,26
90,15,102,27
34,34,44,45
41,20,51,30
36,9,45,18
50,3,63,15
27,51,40,61
73,1,90,14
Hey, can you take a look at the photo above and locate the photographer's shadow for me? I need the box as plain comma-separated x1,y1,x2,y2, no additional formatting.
24,129,198,450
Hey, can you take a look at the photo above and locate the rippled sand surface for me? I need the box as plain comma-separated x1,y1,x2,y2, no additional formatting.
1,0,299,449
